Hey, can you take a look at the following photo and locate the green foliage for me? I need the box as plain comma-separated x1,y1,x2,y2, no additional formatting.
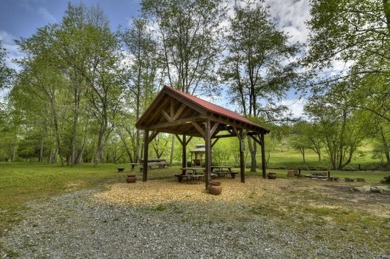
0,41,14,89
141,0,225,94
10,3,126,165
305,87,366,169
220,0,300,119
119,18,160,163
307,0,389,71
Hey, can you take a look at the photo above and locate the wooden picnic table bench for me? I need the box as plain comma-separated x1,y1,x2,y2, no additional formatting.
139,159,170,171
174,173,204,183
211,166,238,179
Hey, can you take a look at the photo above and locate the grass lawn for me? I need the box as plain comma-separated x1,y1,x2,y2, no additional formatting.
268,148,385,171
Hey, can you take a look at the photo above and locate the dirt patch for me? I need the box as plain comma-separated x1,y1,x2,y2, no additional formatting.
65,180,85,191
94,176,390,219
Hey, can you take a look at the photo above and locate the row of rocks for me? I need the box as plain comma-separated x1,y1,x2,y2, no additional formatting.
351,185,390,193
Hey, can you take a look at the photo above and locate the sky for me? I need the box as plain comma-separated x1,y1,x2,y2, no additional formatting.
0,0,311,118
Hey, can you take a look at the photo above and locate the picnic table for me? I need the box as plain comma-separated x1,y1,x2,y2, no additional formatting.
174,167,205,183
211,166,238,179
139,159,170,171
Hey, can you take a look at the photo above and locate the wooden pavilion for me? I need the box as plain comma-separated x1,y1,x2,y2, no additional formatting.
135,86,270,190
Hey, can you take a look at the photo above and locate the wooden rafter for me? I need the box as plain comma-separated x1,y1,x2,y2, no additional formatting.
192,121,206,138
149,116,202,130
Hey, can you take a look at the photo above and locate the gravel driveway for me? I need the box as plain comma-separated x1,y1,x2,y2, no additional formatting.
1,178,389,258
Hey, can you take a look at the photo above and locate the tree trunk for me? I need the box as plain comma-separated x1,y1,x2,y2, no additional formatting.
51,103,64,166
39,139,44,163
383,0,390,32
118,130,134,162
75,141,86,164
170,134,175,165
247,136,257,172
135,128,140,163
379,126,390,164
70,95,79,165
94,122,106,167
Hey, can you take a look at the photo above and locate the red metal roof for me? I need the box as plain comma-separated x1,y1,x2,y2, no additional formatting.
165,86,268,132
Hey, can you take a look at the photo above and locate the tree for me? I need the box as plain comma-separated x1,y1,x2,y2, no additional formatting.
0,41,17,161
220,0,300,172
290,121,323,162
306,0,389,110
141,0,226,167
307,0,389,78
306,0,389,167
290,122,310,163
12,3,126,165
0,41,14,90
57,3,126,166
305,83,366,169
13,48,68,164
120,18,159,163
0,102,19,161
141,0,225,94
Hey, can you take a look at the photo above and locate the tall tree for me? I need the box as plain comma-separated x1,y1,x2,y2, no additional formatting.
55,3,126,166
121,18,159,163
220,0,300,172
307,0,389,76
290,121,323,162
141,0,225,94
13,3,125,165
305,83,365,169
0,41,14,90
0,41,17,161
306,0,389,101
306,0,389,168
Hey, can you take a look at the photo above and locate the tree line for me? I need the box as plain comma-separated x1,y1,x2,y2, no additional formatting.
0,0,389,170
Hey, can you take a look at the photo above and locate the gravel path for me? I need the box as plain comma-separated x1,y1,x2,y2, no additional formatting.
1,179,389,258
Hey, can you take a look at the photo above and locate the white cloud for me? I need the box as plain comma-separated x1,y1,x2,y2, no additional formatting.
0,30,21,70
38,7,57,23
280,98,306,119
0,31,13,43
265,0,311,44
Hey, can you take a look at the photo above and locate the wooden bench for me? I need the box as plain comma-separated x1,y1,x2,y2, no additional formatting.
139,159,170,171
305,171,329,179
174,174,203,183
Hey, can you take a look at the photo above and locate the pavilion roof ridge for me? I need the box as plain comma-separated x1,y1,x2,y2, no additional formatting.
164,86,269,133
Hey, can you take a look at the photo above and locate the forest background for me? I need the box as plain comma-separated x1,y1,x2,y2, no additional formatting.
0,0,389,171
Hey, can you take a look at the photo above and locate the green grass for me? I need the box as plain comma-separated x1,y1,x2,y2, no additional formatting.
267,147,387,170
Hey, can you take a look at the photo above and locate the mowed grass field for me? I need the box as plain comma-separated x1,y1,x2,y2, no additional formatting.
268,145,384,170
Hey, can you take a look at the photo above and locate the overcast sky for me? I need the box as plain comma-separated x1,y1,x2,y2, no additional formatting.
0,0,311,117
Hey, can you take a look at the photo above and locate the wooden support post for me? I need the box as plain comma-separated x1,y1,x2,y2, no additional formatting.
260,132,267,179
205,120,212,190
143,129,149,182
239,131,246,183
182,135,187,173
176,134,192,174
